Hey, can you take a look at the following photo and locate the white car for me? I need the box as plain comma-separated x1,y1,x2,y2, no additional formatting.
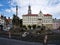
22,32,29,37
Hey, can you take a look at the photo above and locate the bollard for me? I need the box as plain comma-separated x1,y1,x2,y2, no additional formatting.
9,31,11,39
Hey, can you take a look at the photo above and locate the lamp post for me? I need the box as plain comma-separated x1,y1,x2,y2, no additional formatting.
7,26,11,39
43,32,48,45
8,30,11,39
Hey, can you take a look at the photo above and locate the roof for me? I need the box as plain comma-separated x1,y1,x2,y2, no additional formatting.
23,14,38,16
5,19,12,23
53,19,60,23
44,14,52,16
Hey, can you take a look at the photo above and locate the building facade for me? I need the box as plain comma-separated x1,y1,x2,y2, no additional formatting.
22,5,53,29
0,15,6,30
53,18,60,29
0,15,12,31
43,14,53,29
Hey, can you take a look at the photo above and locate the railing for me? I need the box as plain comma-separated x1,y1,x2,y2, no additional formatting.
0,31,60,45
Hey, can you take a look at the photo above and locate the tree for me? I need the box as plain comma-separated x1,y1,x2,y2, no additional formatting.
28,25,31,29
23,25,27,30
41,24,46,30
32,25,36,29
19,19,22,27
37,25,41,28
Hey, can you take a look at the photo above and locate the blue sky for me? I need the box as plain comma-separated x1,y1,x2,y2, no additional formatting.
0,0,60,19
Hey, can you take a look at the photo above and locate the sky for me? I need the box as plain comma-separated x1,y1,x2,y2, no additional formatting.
0,0,60,19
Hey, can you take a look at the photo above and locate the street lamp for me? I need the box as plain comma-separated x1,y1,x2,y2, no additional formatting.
7,26,11,39
43,31,48,45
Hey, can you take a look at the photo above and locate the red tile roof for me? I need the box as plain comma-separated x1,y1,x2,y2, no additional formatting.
23,14,38,16
44,14,52,16
5,19,12,23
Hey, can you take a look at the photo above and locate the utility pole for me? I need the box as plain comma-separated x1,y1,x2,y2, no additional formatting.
44,35,48,45
9,31,11,39
7,27,11,39
43,32,48,45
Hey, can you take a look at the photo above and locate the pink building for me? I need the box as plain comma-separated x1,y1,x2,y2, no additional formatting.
53,19,60,29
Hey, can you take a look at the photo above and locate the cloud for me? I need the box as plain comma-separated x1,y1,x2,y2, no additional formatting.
0,4,3,6
5,9,11,13
4,0,60,19
4,7,16,16
48,0,60,6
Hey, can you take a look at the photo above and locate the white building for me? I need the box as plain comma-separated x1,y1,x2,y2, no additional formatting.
22,14,38,25
0,15,5,26
0,15,6,30
22,5,53,29
0,15,12,31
